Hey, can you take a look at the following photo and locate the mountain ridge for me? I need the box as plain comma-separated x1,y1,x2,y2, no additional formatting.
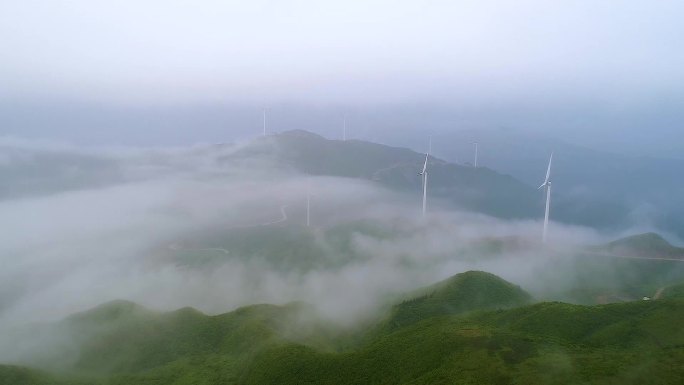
4,270,684,384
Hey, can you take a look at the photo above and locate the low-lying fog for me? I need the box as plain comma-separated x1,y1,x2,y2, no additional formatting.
7,135,684,369
0,139,606,330
6,137,660,360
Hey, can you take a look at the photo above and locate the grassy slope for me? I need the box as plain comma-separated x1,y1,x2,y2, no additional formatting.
225,130,538,219
169,228,684,309
603,233,684,259
226,130,669,228
171,219,395,272
0,365,77,385
379,271,531,333
546,254,684,304
662,283,684,299
546,233,684,304
0,300,334,384
245,299,684,385
4,272,684,385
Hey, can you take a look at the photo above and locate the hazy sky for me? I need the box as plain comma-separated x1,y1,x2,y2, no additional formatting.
1,1,683,147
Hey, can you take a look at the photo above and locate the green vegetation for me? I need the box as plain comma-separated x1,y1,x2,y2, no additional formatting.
168,219,398,271
380,271,531,332
224,130,676,229
544,254,684,304
0,365,75,385
225,130,539,219
546,233,684,304
603,232,684,259
662,282,684,299
4,271,684,385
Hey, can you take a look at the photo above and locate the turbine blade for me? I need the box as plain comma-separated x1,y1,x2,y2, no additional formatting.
422,153,428,175
544,153,553,183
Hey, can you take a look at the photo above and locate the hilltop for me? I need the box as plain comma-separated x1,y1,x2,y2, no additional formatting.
419,127,684,201
381,271,531,332
221,130,539,219
246,300,684,385
529,233,684,304
3,129,682,236
424,128,684,235
604,232,684,259
218,130,677,231
0,130,651,232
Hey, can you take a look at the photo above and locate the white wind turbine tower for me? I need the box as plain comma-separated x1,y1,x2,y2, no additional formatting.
343,115,347,141
306,177,311,227
419,137,431,218
262,109,267,137
538,153,553,243
419,152,429,218
473,142,479,168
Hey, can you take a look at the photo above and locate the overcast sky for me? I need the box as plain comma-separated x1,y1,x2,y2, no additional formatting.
1,1,683,149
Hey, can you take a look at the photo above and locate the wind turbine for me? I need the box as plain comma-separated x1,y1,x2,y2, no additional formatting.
343,115,347,141
419,139,430,218
538,153,553,243
306,177,311,227
262,109,267,137
473,142,478,168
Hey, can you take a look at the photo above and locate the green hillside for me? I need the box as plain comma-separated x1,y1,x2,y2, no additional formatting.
0,365,81,385
222,130,539,219
381,271,531,332
217,130,662,229
167,219,398,271
421,128,684,237
661,282,684,299
67,300,341,375
246,301,684,385
4,271,684,385
604,232,684,259
537,233,684,304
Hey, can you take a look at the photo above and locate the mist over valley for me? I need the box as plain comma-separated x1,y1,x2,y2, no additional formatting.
3,1,684,383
